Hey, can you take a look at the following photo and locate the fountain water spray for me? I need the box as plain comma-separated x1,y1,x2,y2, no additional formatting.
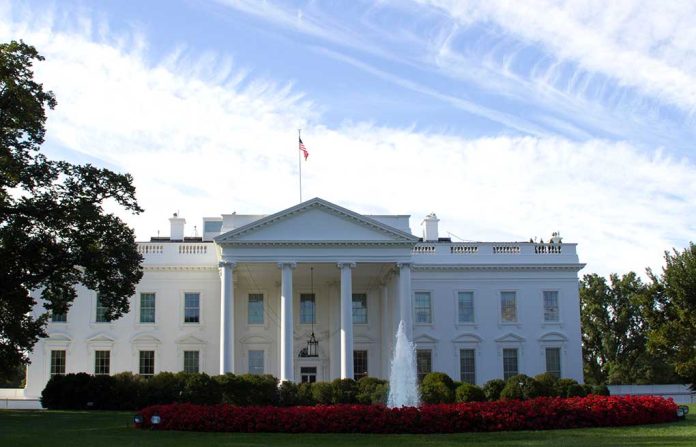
387,320,420,408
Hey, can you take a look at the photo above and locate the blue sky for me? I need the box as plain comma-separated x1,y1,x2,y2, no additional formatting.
2,0,695,276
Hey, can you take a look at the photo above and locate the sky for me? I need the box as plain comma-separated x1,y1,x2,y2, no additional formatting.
1,0,695,277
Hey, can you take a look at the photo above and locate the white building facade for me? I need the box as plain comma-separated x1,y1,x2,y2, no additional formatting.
24,198,585,397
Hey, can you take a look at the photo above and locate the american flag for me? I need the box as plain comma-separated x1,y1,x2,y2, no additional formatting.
299,137,309,161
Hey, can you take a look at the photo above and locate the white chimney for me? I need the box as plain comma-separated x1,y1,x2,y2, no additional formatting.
421,213,439,242
169,213,186,241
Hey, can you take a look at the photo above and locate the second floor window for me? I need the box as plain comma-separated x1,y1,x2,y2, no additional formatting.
184,293,200,323
414,292,432,324
51,311,67,323
95,295,109,323
140,293,155,323
458,291,474,323
543,291,560,322
300,293,316,324
248,294,264,324
352,293,367,324
500,291,517,322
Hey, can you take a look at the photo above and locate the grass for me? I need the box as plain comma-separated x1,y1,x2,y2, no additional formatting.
1,405,695,447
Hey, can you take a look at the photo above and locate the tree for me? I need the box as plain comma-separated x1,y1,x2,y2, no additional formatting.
646,243,696,385
0,40,143,380
580,272,677,385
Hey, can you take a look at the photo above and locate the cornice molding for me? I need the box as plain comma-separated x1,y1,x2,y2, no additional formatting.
219,240,416,248
411,263,586,272
143,265,218,272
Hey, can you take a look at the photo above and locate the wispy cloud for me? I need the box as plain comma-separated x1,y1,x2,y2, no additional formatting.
2,4,694,278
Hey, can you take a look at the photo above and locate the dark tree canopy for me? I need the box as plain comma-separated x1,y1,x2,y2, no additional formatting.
645,243,696,385
0,40,143,379
580,272,679,385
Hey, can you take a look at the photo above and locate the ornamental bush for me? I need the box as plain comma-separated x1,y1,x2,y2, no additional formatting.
135,395,678,433
356,377,388,404
421,372,456,404
556,378,581,397
455,383,486,402
534,372,559,397
482,379,506,401
500,374,545,401
331,378,358,404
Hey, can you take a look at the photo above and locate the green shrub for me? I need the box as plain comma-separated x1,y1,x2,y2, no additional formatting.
331,378,358,404
179,372,221,405
455,383,485,402
592,384,610,396
239,374,279,405
356,377,388,404
582,384,594,396
556,378,580,397
482,379,506,401
311,382,334,404
297,382,315,405
566,383,587,397
112,372,146,410
141,372,182,407
421,372,456,404
41,373,93,409
533,372,559,397
278,381,299,406
500,374,544,401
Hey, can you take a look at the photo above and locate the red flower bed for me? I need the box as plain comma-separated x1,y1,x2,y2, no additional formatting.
135,395,677,433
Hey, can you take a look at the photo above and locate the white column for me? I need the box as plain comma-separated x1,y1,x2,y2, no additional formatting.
338,262,356,379
219,260,236,374
279,262,296,382
397,262,413,341
380,281,390,379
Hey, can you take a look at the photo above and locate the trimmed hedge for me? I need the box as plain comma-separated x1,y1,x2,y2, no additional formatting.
135,395,677,433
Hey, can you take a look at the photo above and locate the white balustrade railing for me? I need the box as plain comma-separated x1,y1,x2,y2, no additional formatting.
492,244,521,254
413,245,436,254
533,243,562,254
178,244,208,255
137,244,163,255
450,245,478,254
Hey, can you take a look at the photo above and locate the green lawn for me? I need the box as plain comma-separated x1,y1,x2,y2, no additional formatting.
1,406,694,447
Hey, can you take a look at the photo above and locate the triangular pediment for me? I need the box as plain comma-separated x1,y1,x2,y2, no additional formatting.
131,334,161,344
538,331,568,342
495,332,526,343
452,333,483,343
215,198,418,245
87,333,115,344
175,334,206,345
414,334,439,344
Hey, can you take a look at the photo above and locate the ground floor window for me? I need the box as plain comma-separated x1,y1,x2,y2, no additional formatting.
183,350,199,373
459,349,476,384
300,366,317,383
94,350,110,375
545,347,561,378
248,350,264,375
416,349,432,382
139,350,155,376
503,348,518,380
353,350,368,380
50,350,66,376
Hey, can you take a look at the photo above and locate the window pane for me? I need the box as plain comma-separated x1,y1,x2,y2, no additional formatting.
500,292,517,322
300,366,317,383
543,291,560,322
95,295,109,323
300,293,316,324
183,350,199,373
415,292,432,324
94,350,110,375
140,293,156,323
51,312,67,323
503,348,518,380
184,293,200,323
248,293,264,324
353,350,368,380
546,348,561,378
458,292,474,323
352,294,367,324
248,350,264,375
459,349,476,384
50,350,66,376
416,349,432,382
139,351,155,376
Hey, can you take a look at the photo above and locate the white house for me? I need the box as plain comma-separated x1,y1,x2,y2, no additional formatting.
24,197,585,398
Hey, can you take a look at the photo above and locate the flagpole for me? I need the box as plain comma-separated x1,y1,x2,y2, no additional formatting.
298,129,302,203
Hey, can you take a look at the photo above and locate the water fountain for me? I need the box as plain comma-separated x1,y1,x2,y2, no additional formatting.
387,320,420,408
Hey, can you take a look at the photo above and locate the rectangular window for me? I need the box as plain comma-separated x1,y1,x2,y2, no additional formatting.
458,291,474,323
184,292,200,323
183,350,200,373
353,350,368,380
300,366,317,383
500,291,517,322
50,350,66,376
300,293,316,324
414,292,432,324
140,293,156,324
95,295,109,323
543,291,560,322
459,349,476,384
51,312,67,323
416,349,432,382
94,350,110,375
546,347,561,378
352,293,367,324
248,293,264,324
248,350,264,375
503,348,518,380
139,350,155,376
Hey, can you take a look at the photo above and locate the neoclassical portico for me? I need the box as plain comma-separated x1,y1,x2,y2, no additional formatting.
214,198,419,381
